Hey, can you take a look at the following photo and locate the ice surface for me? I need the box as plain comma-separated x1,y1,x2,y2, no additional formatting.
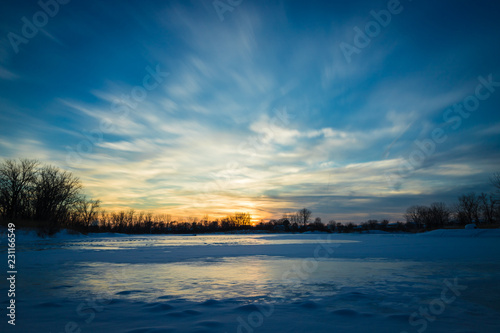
1,230,499,332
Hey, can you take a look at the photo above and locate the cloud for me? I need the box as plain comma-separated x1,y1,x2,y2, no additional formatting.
1,0,499,222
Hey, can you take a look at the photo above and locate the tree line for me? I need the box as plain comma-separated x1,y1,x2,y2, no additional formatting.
88,211,253,234
0,159,257,235
1,158,499,235
404,173,500,228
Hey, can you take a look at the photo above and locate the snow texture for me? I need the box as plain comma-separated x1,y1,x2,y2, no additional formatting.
1,229,500,332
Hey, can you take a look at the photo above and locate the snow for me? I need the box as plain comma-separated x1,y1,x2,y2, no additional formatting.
1,230,500,332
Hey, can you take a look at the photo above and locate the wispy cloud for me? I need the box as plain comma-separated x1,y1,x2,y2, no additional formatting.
1,0,499,221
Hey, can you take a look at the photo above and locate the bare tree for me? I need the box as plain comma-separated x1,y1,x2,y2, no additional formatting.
404,205,427,228
76,197,101,227
490,173,500,221
0,159,101,234
298,208,312,226
327,220,336,231
405,206,420,226
290,212,301,226
429,202,450,227
491,172,500,194
404,203,449,229
0,159,39,220
233,212,252,226
456,192,480,225
33,165,82,227
478,192,496,224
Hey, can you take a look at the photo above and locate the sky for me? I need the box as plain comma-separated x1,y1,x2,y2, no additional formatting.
1,0,500,223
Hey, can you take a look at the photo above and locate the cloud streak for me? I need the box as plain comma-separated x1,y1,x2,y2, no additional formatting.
1,0,499,222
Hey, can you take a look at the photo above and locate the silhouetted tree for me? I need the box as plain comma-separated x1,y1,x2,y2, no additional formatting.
491,172,500,195
75,197,101,227
489,173,500,222
327,220,336,231
0,159,38,221
366,219,378,229
456,192,480,225
404,206,424,228
233,212,252,226
0,159,102,235
278,217,290,230
298,208,312,226
32,165,82,232
429,202,450,227
478,192,496,224
405,203,449,229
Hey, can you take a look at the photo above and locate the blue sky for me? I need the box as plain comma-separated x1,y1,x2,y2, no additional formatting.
1,0,499,222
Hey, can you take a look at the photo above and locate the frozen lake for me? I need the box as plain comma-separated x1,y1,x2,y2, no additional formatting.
2,231,500,332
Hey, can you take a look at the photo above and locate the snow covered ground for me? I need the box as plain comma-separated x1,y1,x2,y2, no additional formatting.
1,230,500,332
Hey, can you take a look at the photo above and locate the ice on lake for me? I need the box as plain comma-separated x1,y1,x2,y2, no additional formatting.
2,231,500,332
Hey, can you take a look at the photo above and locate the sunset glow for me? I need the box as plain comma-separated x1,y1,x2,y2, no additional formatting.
1,0,499,222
